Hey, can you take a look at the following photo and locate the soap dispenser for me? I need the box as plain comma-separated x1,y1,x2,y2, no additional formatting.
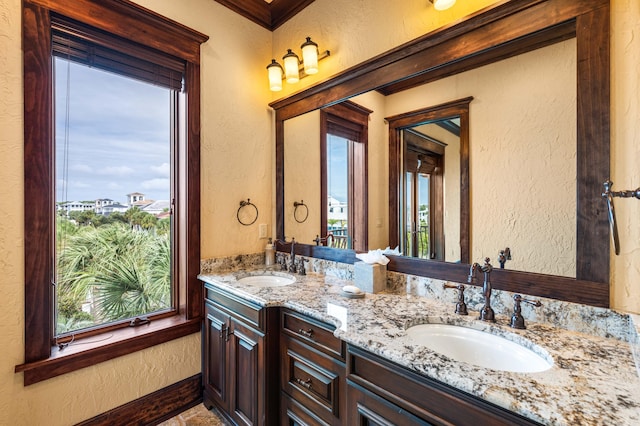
265,238,275,266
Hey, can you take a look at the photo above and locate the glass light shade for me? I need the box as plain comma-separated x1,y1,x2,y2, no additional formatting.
267,59,283,91
431,0,456,10
301,37,319,75
282,49,300,84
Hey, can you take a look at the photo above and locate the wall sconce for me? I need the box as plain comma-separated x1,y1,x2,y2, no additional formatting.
429,0,456,10
267,37,330,91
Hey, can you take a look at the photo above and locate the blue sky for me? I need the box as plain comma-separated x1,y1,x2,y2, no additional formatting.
327,134,347,201
55,58,171,204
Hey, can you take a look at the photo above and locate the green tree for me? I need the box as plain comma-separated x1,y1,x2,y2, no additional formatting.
56,219,171,333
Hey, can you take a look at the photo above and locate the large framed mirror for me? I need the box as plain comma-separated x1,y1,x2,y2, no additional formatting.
272,0,610,307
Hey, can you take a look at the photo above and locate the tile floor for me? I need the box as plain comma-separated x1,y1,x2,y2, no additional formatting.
158,403,231,426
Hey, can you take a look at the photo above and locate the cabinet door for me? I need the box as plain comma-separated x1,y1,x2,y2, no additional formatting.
203,302,230,409
229,317,265,426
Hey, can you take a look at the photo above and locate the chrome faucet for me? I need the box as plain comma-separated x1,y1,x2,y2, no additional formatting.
468,258,495,322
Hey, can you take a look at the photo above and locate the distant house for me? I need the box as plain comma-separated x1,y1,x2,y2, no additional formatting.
127,192,145,204
94,198,114,215
58,201,94,215
328,196,348,221
127,192,154,209
101,203,129,216
142,200,170,216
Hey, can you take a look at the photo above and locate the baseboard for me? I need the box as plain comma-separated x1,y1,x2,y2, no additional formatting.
76,373,203,426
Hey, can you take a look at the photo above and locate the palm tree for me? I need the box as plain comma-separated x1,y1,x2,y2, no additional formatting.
56,219,171,333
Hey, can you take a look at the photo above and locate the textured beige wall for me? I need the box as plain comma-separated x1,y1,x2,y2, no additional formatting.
0,0,272,424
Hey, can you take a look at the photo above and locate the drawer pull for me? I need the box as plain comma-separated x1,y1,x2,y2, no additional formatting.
298,328,314,338
294,377,313,389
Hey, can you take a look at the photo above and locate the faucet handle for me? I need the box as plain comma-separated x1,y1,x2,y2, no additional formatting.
443,283,468,315
276,253,288,271
510,294,542,329
297,257,308,275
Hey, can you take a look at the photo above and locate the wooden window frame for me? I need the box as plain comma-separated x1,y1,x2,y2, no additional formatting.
17,0,208,386
320,101,372,252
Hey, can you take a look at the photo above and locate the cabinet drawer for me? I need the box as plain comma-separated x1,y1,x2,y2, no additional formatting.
204,283,263,330
282,310,344,360
347,345,541,426
281,391,332,426
282,336,343,420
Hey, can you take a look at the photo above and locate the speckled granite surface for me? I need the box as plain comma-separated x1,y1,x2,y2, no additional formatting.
199,256,640,426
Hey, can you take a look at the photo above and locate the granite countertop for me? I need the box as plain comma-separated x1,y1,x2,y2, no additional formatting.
198,268,640,426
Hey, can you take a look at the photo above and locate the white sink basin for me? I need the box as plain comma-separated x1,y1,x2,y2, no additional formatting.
405,323,552,373
237,273,295,287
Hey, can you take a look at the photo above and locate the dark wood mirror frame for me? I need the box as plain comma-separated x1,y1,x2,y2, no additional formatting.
270,0,610,307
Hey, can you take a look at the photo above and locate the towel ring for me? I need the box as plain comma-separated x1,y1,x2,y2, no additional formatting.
293,200,309,223
237,199,258,226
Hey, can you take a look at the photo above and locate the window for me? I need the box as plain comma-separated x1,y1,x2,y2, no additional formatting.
320,101,371,252
19,0,208,385
54,57,176,335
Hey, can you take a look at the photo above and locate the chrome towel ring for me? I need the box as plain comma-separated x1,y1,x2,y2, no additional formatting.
237,198,258,226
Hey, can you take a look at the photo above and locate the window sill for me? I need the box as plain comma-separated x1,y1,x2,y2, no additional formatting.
15,316,201,386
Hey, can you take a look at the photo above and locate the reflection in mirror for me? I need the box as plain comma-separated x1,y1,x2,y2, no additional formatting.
284,92,389,251
283,111,320,244
388,97,470,264
320,102,371,252
401,120,460,261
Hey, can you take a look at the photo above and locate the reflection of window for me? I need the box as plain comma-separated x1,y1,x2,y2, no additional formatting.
21,0,207,385
320,101,372,252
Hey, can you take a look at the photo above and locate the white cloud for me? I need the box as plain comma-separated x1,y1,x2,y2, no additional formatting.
70,164,92,173
141,178,169,190
150,162,170,177
96,166,135,176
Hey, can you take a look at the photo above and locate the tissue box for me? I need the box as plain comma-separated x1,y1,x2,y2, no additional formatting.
354,262,387,293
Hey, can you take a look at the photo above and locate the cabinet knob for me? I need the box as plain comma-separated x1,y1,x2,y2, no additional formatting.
298,328,314,339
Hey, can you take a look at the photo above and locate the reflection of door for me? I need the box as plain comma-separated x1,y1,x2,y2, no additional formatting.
401,131,444,260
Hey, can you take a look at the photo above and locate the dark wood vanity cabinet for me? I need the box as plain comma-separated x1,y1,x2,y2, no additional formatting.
202,284,279,426
280,309,347,425
202,285,542,425
346,345,541,426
